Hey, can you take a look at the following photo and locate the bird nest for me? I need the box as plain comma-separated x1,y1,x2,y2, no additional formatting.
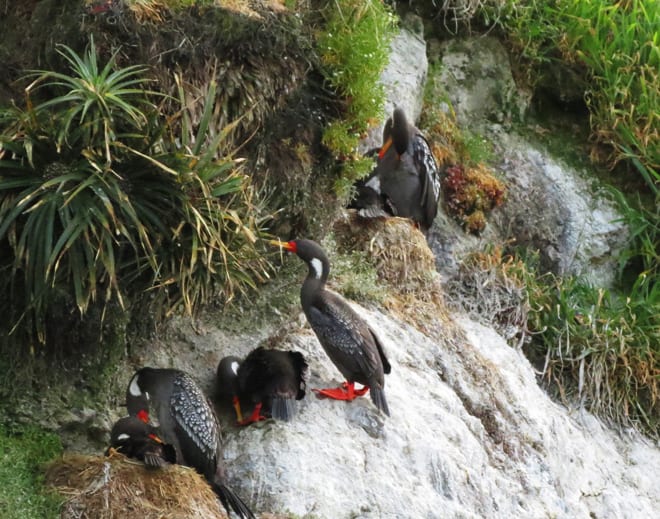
333,211,456,338
45,451,226,519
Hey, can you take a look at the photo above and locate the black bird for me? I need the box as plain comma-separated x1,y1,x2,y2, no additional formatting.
270,239,391,416
126,367,255,519
217,347,308,425
350,106,441,231
107,416,176,468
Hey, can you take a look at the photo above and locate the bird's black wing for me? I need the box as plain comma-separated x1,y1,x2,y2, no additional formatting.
307,291,381,382
369,328,391,375
412,131,440,229
170,373,220,479
287,350,309,400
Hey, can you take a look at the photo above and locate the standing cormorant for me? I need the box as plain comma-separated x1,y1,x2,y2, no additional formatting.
107,416,176,468
270,239,391,416
217,347,308,425
126,367,255,519
350,106,441,231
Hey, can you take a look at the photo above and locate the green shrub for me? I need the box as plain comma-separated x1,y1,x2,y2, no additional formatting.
450,240,658,435
525,273,658,435
0,38,271,347
316,0,397,198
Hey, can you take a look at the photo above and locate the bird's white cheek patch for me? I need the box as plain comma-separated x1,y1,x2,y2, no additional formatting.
117,433,130,441
231,361,240,375
365,176,381,191
310,258,323,279
128,376,142,397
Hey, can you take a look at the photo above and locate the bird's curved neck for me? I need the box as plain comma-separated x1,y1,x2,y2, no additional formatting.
301,257,329,302
392,120,410,155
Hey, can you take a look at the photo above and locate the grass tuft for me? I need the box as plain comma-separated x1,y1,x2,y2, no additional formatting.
0,425,63,519
316,0,397,200
449,243,659,436
480,0,659,186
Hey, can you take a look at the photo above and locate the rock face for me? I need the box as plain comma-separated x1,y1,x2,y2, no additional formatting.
425,36,627,287
356,32,628,287
436,36,530,127
137,303,660,519
359,24,429,153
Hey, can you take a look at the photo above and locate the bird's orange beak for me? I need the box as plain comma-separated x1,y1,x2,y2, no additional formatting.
232,395,244,424
378,137,393,159
148,433,164,444
269,239,296,252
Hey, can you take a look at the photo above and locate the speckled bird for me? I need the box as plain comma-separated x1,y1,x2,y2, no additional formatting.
217,347,308,425
126,367,255,519
350,106,441,231
107,416,176,468
271,239,391,416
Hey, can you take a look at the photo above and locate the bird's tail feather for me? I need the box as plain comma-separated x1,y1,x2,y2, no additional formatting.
271,396,296,421
212,482,255,519
370,386,390,417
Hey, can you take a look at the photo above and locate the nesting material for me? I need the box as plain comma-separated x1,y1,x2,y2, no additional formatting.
45,451,227,519
334,211,456,338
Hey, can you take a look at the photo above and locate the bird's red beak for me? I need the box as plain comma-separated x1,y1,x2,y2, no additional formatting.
270,239,297,253
378,137,393,159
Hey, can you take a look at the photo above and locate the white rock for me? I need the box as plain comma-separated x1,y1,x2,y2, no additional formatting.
201,304,660,519
359,25,428,153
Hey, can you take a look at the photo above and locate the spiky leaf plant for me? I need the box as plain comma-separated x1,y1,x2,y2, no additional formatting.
0,39,271,347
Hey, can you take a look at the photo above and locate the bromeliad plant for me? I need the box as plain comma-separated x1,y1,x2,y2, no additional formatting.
0,38,271,346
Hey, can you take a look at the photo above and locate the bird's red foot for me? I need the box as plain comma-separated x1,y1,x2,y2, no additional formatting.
313,381,369,401
237,402,267,426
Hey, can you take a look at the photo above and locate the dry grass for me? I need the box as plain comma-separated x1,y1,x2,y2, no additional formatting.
445,245,530,348
45,451,226,519
333,211,456,338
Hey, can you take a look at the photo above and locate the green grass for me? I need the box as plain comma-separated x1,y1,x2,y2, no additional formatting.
451,240,658,436
0,425,63,519
480,0,659,188
316,0,397,199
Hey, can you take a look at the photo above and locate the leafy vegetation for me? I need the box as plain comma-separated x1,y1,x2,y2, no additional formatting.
316,0,397,198
441,163,506,234
450,232,658,435
419,62,506,233
0,425,63,519
480,0,659,186
0,38,272,348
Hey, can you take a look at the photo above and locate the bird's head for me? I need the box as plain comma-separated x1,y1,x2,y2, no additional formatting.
110,416,164,448
270,239,329,281
378,107,410,159
216,356,241,396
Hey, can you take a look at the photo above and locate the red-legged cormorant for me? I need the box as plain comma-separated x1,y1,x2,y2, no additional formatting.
350,106,441,231
270,239,391,416
107,415,176,468
126,367,255,519
217,347,308,425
